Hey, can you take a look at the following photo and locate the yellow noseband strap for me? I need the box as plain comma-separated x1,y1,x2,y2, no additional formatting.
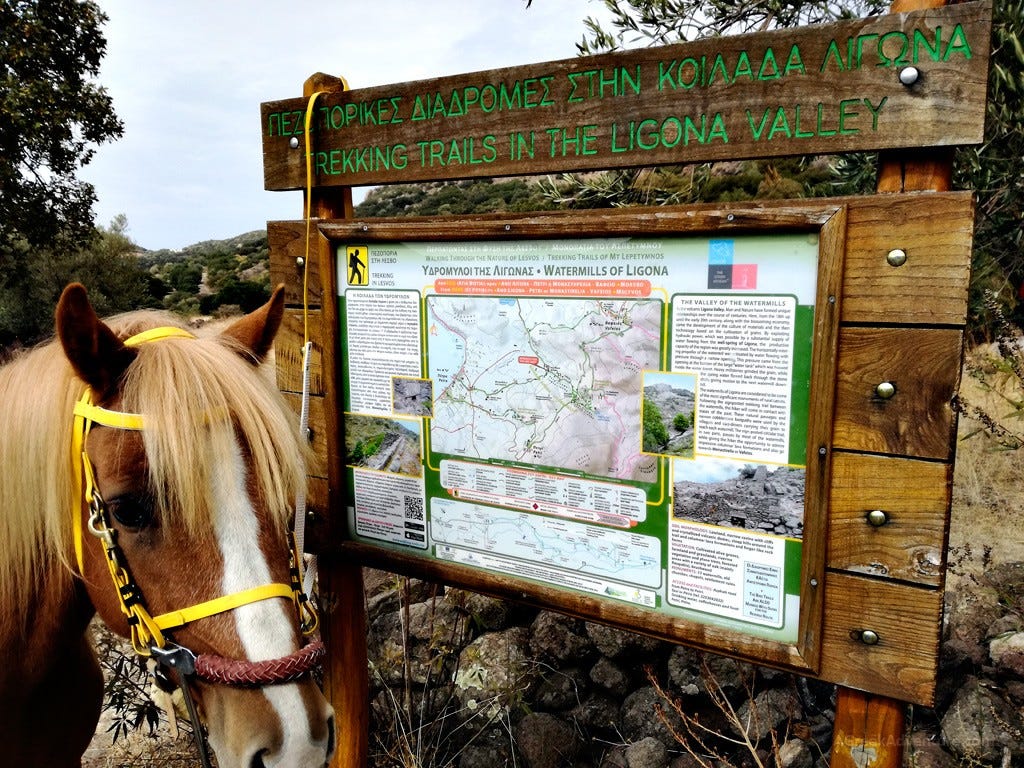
153,583,296,632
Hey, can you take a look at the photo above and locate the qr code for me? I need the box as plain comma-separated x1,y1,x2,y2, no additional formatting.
404,495,424,521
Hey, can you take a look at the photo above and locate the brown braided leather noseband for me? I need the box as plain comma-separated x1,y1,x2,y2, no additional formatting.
194,640,325,686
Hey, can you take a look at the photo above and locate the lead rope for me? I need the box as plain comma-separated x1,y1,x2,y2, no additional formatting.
291,89,323,599
294,75,351,600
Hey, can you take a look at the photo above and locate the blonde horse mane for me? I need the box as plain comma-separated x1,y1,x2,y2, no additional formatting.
0,311,305,614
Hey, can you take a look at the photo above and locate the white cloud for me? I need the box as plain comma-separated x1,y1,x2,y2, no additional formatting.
83,0,616,249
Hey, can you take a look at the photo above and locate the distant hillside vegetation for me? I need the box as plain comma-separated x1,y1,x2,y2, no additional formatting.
140,230,270,317
354,178,557,217
151,161,838,317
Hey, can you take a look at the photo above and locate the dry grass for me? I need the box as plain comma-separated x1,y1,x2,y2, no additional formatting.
949,344,1024,587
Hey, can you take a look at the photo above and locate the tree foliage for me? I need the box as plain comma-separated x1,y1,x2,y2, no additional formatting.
0,0,123,249
560,0,1024,339
0,216,156,348
955,0,1024,336
673,411,692,432
574,0,887,55
356,178,557,217
643,399,669,450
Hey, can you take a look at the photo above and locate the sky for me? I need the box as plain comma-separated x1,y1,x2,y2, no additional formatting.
82,1,618,251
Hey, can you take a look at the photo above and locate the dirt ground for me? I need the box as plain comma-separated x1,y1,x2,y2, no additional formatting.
946,346,1024,589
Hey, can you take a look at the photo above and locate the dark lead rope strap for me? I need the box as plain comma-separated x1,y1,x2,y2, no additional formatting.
194,639,325,686
178,678,215,768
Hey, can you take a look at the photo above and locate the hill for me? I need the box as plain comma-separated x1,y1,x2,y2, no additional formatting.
137,230,270,316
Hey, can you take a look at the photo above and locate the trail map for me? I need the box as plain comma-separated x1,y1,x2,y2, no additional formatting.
427,296,662,482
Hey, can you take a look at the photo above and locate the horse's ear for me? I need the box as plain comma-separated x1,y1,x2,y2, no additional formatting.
56,283,137,398
219,284,285,364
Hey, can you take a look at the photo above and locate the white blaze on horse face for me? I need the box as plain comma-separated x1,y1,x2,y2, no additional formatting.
210,430,330,766
210,433,293,658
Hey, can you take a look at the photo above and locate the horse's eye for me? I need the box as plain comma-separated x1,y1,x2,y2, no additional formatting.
107,494,155,530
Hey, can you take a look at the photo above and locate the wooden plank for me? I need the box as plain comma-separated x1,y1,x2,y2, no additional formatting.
828,452,951,585
797,205,846,666
832,327,962,460
820,572,942,704
290,70,367,768
262,2,991,190
841,192,973,325
831,689,907,768
339,540,817,672
302,476,331,551
282,392,328,479
274,308,325,397
317,198,842,240
268,220,325,307
317,555,368,768
877,147,954,193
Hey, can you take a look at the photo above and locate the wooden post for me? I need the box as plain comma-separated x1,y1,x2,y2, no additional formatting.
830,688,907,768
830,0,953,762
299,72,368,768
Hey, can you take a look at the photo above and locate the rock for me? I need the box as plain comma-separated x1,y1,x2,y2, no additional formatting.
598,746,629,768
570,693,621,735
620,686,684,744
945,586,1005,650
666,647,755,698
989,631,1024,677
624,736,669,768
585,622,664,660
514,712,580,768
940,677,1024,763
905,729,958,768
1006,680,1024,706
453,627,536,714
364,574,441,622
776,738,813,768
669,755,707,768
705,655,756,695
452,590,514,631
367,597,471,686
591,656,632,692
458,724,516,768
987,614,1023,638
533,666,588,711
666,646,703,696
531,611,594,664
941,584,1004,697
367,609,407,686
733,688,802,742
405,598,470,645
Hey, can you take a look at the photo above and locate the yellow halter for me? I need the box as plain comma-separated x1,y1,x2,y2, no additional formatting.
71,326,317,656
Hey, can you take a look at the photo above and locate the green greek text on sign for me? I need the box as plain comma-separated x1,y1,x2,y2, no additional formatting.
262,1,991,190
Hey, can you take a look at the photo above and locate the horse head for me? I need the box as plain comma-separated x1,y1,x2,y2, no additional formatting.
55,283,335,768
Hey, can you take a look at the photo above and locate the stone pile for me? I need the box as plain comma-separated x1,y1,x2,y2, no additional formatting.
364,561,1024,768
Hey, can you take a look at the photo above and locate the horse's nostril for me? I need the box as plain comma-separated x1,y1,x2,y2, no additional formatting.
250,748,268,768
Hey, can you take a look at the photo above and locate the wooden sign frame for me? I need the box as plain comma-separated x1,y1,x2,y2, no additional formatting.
271,188,972,707
262,2,989,765
327,204,842,678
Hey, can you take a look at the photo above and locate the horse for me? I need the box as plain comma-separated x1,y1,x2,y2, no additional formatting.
0,283,335,767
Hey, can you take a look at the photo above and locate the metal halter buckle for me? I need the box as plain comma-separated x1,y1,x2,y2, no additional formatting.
86,495,117,548
150,642,198,677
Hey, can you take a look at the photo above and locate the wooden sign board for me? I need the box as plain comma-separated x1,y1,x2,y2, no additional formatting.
262,1,991,190
271,190,973,705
